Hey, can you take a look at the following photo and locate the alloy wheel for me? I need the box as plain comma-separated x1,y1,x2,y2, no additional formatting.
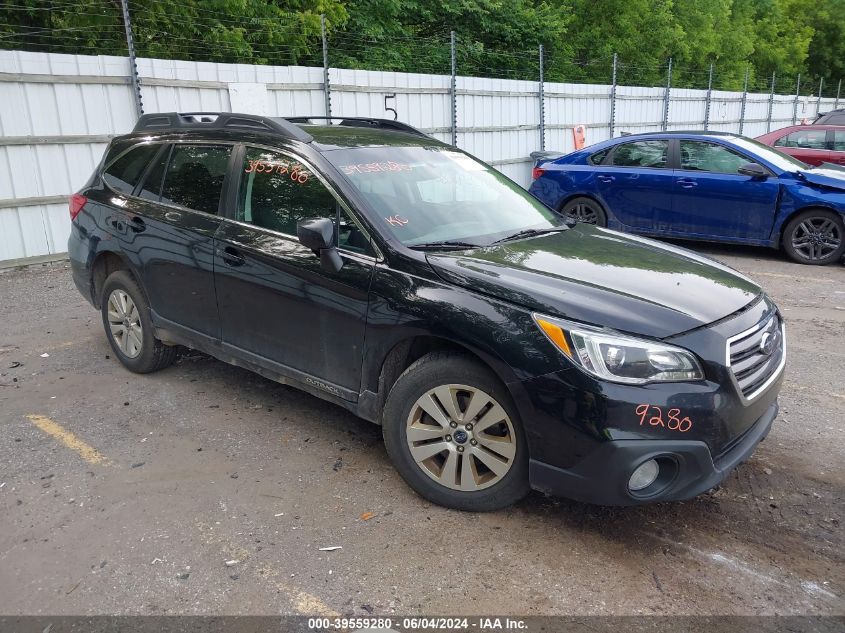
791,217,842,261
107,289,143,358
405,384,517,492
564,202,599,224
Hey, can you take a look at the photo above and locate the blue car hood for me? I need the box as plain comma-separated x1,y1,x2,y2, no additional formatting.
798,165,845,191
426,225,762,339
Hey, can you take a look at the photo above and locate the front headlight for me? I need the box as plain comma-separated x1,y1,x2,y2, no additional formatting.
533,313,704,384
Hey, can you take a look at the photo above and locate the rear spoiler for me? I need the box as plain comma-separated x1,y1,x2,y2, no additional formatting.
530,150,565,164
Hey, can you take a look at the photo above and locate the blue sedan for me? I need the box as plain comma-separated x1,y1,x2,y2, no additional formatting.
528,131,845,265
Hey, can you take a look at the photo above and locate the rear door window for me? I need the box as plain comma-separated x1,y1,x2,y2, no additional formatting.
159,145,232,214
833,130,845,152
102,144,160,194
679,141,750,174
611,141,669,168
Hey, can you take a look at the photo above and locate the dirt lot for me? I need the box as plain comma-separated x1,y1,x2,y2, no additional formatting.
0,244,842,617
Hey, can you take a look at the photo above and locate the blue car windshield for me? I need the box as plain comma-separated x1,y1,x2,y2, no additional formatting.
729,137,809,172
325,146,561,246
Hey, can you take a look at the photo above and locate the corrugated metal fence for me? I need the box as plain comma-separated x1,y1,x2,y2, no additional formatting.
0,50,838,266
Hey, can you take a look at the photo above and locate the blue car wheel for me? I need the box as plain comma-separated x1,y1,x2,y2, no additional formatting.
781,210,845,265
561,197,607,227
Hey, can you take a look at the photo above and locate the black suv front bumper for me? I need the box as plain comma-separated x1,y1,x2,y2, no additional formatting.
528,400,777,506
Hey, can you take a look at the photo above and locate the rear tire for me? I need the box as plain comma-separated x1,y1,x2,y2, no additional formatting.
781,209,845,265
100,270,177,373
561,196,607,227
382,351,529,511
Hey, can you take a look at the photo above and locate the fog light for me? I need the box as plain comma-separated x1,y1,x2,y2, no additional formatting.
628,459,660,492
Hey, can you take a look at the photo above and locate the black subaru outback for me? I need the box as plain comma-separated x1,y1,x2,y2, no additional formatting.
69,112,785,510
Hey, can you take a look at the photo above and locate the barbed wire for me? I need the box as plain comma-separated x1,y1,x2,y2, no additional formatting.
0,3,841,96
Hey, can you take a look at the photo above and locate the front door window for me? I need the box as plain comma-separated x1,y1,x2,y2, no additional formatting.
679,141,751,174
238,147,373,255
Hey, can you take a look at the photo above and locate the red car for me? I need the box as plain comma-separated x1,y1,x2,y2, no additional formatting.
756,125,845,167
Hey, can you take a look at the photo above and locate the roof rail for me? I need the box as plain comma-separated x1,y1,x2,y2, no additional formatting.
286,116,430,139
133,112,313,143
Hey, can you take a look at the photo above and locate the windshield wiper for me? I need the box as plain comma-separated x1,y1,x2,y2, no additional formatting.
408,240,482,251
490,225,570,245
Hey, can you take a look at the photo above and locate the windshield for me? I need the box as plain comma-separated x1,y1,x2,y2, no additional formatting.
324,146,561,246
730,136,809,172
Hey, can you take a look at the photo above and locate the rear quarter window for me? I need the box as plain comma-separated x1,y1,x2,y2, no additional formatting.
102,144,160,194
589,149,610,165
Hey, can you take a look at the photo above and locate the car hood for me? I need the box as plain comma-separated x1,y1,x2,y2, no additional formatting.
799,165,845,191
425,225,762,339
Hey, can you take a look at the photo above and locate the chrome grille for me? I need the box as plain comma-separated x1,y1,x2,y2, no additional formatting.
727,312,785,401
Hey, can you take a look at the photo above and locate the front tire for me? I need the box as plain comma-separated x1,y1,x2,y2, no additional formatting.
100,270,177,373
382,352,529,511
781,209,845,265
561,196,607,227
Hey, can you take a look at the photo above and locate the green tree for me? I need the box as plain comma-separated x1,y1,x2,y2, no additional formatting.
0,0,347,65
328,0,571,79
671,0,756,90
743,0,814,90
0,0,842,91
553,0,684,85
804,0,845,90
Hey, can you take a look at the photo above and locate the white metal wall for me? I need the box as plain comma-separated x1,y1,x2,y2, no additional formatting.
0,49,839,265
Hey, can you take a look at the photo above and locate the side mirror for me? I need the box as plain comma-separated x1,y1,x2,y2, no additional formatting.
737,162,768,179
297,217,343,273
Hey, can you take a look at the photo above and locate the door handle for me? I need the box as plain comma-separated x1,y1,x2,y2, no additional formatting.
164,210,182,222
129,216,146,232
677,179,698,188
597,175,615,183
217,246,245,267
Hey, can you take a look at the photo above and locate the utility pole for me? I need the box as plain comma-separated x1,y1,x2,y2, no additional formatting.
321,15,332,119
609,53,618,137
661,58,672,131
120,0,143,118
450,31,457,147
817,77,824,117
703,63,713,130
739,66,749,135
766,72,775,132
538,45,545,151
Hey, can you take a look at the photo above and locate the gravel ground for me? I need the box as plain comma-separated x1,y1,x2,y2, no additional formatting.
0,243,842,617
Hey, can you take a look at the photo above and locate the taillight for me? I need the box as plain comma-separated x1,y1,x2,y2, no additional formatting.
531,166,545,180
69,193,87,220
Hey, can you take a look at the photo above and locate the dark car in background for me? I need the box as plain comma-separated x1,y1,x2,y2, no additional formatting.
529,131,845,265
68,112,785,510
814,109,845,125
756,124,845,167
